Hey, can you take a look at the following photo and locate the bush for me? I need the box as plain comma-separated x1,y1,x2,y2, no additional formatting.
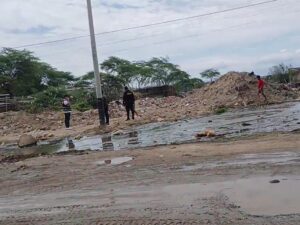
26,87,114,113
69,88,96,111
26,87,67,112
74,101,90,112
215,107,228,115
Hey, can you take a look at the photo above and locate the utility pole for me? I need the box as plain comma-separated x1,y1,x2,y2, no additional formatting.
86,0,105,125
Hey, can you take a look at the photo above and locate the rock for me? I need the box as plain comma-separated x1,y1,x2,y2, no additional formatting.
74,135,82,140
196,129,216,138
270,179,280,184
206,129,216,137
242,122,252,126
105,159,111,164
196,133,206,138
157,118,164,122
18,134,37,148
40,126,49,131
208,120,213,123
47,133,54,138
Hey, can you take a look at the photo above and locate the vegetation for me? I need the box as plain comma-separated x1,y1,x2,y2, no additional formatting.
0,48,206,112
0,48,75,97
100,56,204,91
200,69,220,83
27,87,67,113
215,107,228,115
266,63,295,83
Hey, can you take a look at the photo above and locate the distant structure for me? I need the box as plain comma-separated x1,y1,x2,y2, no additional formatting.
135,85,176,98
289,67,300,83
0,94,14,112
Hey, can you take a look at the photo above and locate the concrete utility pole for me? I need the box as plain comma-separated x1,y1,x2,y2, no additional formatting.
86,0,105,125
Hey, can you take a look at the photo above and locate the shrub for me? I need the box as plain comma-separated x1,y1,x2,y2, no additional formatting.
26,87,67,112
215,107,228,115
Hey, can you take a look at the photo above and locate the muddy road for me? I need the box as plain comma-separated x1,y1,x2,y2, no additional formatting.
0,133,300,225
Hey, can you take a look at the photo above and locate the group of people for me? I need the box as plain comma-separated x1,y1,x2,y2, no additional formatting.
62,73,267,129
62,86,136,129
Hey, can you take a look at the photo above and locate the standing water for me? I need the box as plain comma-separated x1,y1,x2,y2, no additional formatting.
2,101,299,154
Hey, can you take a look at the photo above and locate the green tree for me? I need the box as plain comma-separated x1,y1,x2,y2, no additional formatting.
146,57,190,86
101,56,133,86
200,69,220,83
0,48,74,96
0,48,43,96
267,63,293,83
41,63,75,87
101,73,124,101
175,77,205,92
76,72,124,102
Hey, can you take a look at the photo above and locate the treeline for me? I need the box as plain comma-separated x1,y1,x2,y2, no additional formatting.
0,48,75,97
0,48,207,112
0,47,296,112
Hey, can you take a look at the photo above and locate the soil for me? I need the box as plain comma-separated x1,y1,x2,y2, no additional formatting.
0,72,299,145
0,133,300,224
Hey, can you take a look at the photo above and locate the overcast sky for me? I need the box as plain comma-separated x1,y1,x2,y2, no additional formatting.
1,0,300,77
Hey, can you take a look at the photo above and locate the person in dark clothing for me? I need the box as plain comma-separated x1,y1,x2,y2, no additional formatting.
62,95,72,129
123,86,135,120
102,94,110,125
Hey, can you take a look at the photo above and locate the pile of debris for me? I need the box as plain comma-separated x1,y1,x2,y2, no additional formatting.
181,72,297,109
108,72,298,121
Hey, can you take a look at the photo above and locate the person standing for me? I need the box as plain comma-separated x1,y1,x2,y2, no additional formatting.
62,95,72,129
123,86,135,120
102,93,110,125
257,75,267,101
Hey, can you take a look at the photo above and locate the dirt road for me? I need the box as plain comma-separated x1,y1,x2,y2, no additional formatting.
0,133,300,224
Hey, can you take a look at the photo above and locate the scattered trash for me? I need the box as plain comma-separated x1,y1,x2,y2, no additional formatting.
97,157,133,166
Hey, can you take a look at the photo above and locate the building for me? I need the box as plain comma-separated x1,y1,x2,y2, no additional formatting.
135,85,177,98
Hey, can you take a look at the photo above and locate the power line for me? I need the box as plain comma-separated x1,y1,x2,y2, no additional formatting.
11,0,277,49
35,0,289,60
101,22,255,56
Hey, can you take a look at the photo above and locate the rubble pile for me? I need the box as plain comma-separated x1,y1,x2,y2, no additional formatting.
181,72,297,109
107,72,298,121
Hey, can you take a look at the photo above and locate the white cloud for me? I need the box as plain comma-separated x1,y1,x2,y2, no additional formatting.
0,0,300,76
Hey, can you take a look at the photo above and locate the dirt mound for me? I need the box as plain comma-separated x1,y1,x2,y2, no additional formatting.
182,72,297,109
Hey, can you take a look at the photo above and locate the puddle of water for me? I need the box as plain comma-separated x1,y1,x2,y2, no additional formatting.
1,175,299,217
225,176,300,215
96,157,133,166
3,102,299,154
180,152,300,171
163,176,300,216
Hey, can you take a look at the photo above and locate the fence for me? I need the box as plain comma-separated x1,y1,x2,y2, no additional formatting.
134,85,177,98
0,94,9,112
0,94,11,112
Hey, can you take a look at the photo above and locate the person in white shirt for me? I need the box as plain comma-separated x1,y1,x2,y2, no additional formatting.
62,95,72,128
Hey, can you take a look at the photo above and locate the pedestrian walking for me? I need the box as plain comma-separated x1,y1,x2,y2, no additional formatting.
257,75,267,102
123,86,135,120
62,95,72,129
